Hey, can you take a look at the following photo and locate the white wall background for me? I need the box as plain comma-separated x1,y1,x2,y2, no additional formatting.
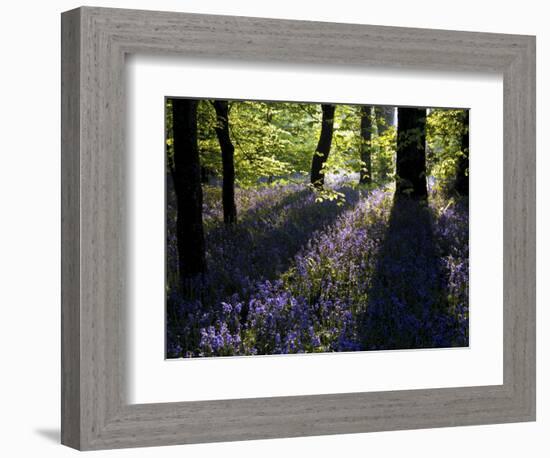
0,0,546,456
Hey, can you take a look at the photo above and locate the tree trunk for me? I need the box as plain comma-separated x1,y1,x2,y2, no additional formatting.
359,106,373,185
454,110,469,196
172,98,206,280
374,106,395,182
375,106,395,135
310,104,336,188
212,100,237,224
396,107,428,200
200,166,211,184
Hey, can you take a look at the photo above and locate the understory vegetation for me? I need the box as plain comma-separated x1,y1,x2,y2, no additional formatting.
166,181,468,357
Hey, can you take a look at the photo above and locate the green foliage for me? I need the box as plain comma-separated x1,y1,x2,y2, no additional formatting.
371,123,396,185
325,105,395,186
197,100,320,187
165,99,466,194
308,183,347,206
426,109,468,192
228,101,290,186
325,105,362,181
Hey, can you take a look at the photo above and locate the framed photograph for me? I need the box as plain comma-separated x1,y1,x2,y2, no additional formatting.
61,6,536,450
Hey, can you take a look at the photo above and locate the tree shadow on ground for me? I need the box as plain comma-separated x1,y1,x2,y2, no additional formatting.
359,195,451,350
200,186,361,305
166,185,362,354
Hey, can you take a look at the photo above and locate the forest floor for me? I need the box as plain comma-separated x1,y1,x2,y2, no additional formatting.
166,181,469,357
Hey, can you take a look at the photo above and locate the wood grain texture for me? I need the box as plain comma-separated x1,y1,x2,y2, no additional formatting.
61,7,81,449
61,6,536,450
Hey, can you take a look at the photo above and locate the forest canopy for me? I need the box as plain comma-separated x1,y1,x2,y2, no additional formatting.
166,99,468,192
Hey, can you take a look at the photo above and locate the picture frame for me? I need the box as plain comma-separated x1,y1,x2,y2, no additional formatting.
61,6,536,450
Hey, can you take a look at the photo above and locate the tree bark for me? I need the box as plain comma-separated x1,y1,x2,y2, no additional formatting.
310,104,336,188
454,110,469,196
396,107,428,200
172,98,206,280
212,100,237,224
359,106,373,185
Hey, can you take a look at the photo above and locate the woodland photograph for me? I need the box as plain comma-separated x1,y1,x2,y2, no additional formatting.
165,98,469,358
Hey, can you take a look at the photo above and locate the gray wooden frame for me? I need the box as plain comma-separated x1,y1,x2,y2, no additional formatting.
61,6,536,451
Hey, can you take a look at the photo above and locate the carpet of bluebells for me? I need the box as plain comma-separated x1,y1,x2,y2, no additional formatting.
166,180,468,358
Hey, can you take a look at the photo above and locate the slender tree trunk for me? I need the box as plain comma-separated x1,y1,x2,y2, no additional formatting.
375,106,395,135
200,166,211,184
310,104,336,188
172,98,206,280
212,100,237,224
374,106,395,182
396,107,428,200
455,110,469,196
359,106,373,185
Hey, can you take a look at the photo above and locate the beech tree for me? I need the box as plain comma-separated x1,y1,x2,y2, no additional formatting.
396,107,428,200
359,106,374,185
375,106,394,136
212,100,237,224
369,106,396,184
310,104,336,188
172,98,206,279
